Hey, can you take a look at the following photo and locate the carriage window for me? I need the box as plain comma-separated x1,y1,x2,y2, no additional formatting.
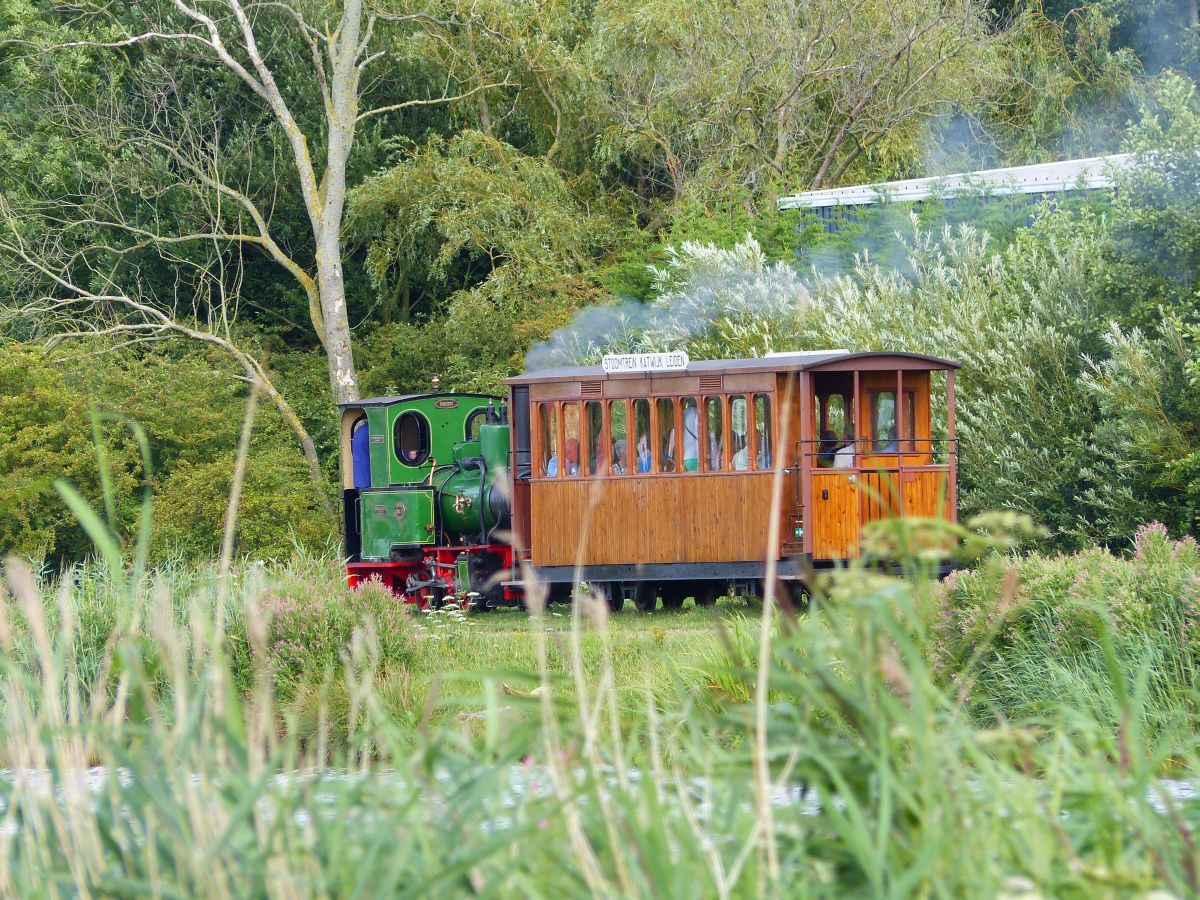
705,396,724,471
585,401,603,475
538,403,558,476
872,391,897,452
633,399,651,474
681,397,700,471
562,403,580,476
754,394,772,469
351,417,371,488
656,397,677,473
730,395,749,470
394,411,431,467
609,400,628,475
465,407,487,441
825,394,847,440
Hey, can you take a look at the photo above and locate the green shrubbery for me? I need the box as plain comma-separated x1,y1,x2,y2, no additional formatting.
0,345,141,560
0,341,335,563
934,521,1200,736
254,563,414,697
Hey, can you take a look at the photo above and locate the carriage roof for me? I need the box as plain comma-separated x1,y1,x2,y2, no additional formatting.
504,351,960,385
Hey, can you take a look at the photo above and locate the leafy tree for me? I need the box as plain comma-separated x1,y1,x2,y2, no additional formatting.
588,0,1000,223
348,130,622,389
979,4,1142,163
0,344,140,561
1099,73,1200,329
2,1,505,404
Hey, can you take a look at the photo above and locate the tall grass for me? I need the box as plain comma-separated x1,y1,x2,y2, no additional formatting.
3,401,1197,895
2,534,1199,896
935,521,1200,745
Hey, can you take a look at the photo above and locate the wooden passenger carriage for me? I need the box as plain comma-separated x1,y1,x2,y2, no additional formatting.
505,351,960,605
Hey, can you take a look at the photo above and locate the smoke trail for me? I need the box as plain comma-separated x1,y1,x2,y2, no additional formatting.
524,237,811,370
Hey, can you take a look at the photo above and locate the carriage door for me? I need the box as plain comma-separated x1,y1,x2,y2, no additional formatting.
809,376,859,559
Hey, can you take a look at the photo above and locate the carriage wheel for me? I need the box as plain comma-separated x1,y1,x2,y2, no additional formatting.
596,582,624,613
547,582,575,605
746,578,806,609
693,582,721,608
633,582,657,612
660,583,686,611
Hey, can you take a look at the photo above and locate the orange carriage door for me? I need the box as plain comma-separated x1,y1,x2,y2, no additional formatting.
808,374,860,560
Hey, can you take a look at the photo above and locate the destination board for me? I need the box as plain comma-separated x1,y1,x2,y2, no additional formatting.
600,351,690,374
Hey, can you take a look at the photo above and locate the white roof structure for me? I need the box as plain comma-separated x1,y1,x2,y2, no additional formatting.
777,153,1134,210
764,349,850,359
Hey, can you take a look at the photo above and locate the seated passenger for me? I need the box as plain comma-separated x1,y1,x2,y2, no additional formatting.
545,454,558,476
636,433,652,473
564,438,581,476
682,405,699,471
708,432,723,469
732,436,749,470
833,437,855,468
611,439,627,474
590,441,606,475
816,429,839,467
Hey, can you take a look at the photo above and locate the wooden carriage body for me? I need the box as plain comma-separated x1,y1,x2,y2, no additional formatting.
504,351,959,589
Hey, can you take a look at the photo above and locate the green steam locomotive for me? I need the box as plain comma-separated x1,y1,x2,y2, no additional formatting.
339,391,517,608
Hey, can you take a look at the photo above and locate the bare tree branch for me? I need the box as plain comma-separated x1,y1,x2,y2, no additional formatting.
357,77,513,122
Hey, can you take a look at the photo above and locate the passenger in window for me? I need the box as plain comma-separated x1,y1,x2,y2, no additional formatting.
636,432,652,473
682,403,699,471
591,444,606,475
661,427,676,472
732,436,749,470
705,397,724,470
817,429,839,467
564,438,580,476
545,453,558,476
611,439,627,475
833,433,855,468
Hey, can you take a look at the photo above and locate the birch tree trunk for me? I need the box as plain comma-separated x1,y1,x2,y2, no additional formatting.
39,0,504,405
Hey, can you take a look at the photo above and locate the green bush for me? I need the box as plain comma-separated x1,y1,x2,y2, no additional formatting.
933,522,1200,732
151,447,333,562
254,568,414,697
0,344,141,560
0,340,337,564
